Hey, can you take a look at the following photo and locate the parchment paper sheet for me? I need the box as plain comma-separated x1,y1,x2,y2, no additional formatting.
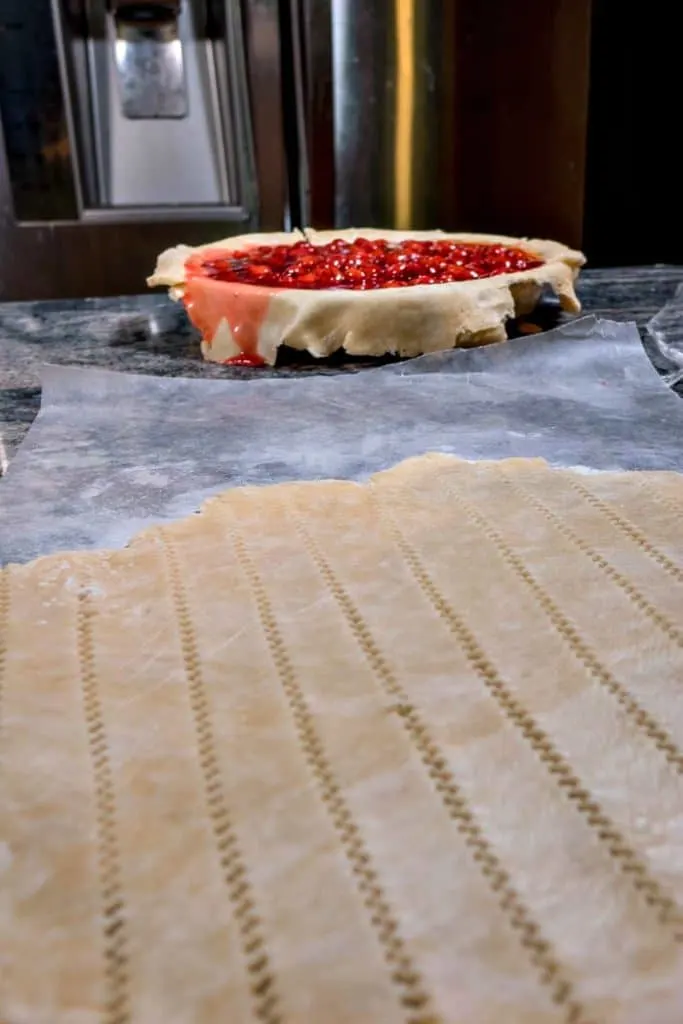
1,315,682,565
647,281,683,385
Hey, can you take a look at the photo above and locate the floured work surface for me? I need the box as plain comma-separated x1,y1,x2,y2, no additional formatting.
3,454,683,1024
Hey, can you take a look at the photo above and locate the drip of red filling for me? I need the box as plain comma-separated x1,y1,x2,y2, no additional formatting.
199,237,543,291
184,251,270,365
224,352,265,367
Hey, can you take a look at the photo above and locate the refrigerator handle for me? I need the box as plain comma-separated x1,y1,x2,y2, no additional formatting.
278,0,310,229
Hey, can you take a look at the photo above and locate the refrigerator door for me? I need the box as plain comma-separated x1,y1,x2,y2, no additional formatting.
298,0,592,246
0,0,289,300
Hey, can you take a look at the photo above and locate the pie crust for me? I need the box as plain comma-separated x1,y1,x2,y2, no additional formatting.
147,228,586,366
3,454,683,1023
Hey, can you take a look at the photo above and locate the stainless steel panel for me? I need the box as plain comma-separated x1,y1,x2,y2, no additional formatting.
112,1,188,120
242,0,290,230
207,0,259,221
332,0,456,229
303,0,457,230
300,0,334,227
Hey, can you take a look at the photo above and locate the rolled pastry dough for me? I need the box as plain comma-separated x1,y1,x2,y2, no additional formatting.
2,454,683,1024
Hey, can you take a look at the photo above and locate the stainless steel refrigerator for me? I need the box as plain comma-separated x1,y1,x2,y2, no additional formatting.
0,0,593,300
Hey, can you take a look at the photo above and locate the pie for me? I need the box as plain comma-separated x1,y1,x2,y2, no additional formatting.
147,228,586,367
3,454,683,1023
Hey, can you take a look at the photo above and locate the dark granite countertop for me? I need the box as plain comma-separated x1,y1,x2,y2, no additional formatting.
1,265,682,473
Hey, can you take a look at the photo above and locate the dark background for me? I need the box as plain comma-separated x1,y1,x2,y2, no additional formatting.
583,0,679,266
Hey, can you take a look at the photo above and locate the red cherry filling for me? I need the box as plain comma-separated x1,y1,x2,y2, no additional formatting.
198,237,543,291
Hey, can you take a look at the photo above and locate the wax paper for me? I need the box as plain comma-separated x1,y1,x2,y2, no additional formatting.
1,315,682,565
647,281,683,386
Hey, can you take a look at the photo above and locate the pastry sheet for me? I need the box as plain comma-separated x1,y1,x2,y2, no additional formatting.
1,315,683,565
3,454,683,1023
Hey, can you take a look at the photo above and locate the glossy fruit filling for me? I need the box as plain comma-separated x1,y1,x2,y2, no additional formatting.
198,237,543,291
